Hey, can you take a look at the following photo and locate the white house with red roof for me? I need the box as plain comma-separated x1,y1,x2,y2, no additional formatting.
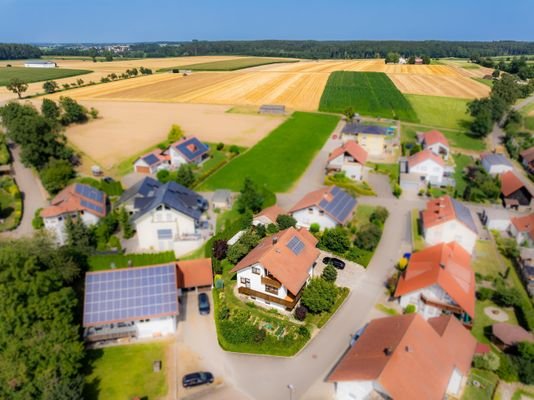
289,186,357,230
395,242,475,323
481,153,514,176
169,137,209,167
510,213,534,247
400,149,454,191
418,130,450,160
41,183,107,245
231,227,319,310
134,149,170,174
421,196,478,254
326,141,368,181
252,205,286,226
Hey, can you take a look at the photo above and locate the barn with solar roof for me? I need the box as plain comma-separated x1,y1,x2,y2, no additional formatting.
41,183,107,245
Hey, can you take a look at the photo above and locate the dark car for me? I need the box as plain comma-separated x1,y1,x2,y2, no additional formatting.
102,176,115,184
322,256,346,270
182,371,214,388
198,292,210,315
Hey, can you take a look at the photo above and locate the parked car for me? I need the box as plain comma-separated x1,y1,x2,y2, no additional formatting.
198,292,210,315
322,256,346,270
102,176,114,184
182,371,214,388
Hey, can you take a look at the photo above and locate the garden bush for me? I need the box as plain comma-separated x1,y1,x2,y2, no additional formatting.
294,305,307,321
321,264,338,283
476,287,495,301
310,223,320,233
354,223,382,251
301,278,338,314
473,352,500,371
404,304,416,314
319,228,351,253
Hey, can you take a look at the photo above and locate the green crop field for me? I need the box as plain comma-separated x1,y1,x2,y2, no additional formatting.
158,57,297,72
0,66,91,86
319,71,419,122
198,112,339,192
405,94,472,130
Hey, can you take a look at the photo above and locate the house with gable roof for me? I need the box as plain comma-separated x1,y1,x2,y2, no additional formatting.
520,146,534,174
252,205,286,227
133,149,170,174
481,153,514,176
169,137,209,168
510,213,534,247
328,313,477,400
326,141,368,181
400,149,454,191
231,227,319,310
41,183,107,245
341,123,391,156
417,130,450,160
395,242,475,324
421,196,478,254
500,171,533,210
289,186,357,230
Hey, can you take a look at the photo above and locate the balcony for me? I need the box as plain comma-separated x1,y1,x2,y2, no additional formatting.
261,275,282,288
238,286,302,310
421,294,463,314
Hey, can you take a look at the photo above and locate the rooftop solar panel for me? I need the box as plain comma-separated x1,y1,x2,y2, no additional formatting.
80,199,104,214
286,236,305,255
143,154,160,166
75,184,104,203
175,138,209,161
451,198,477,234
319,187,357,223
83,264,178,326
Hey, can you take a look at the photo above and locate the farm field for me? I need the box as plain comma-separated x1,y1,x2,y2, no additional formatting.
388,73,490,98
405,94,472,130
319,71,419,122
45,100,286,171
0,66,91,86
158,57,297,71
199,112,340,192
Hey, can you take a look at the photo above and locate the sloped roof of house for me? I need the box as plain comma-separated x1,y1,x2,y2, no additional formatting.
422,196,477,234
395,242,475,318
231,227,319,295
408,149,445,169
511,213,534,241
422,130,449,148
501,171,531,197
137,149,168,167
131,181,206,222
481,153,513,168
328,314,477,400
176,258,213,289
41,183,107,218
520,147,534,164
289,186,357,225
342,123,388,136
327,141,368,165
254,205,286,224
118,176,161,205
492,322,534,346
172,137,209,162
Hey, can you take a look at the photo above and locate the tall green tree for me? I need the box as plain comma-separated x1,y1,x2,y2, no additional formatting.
237,178,264,214
6,78,28,98
42,80,59,94
41,98,60,120
39,159,75,194
59,97,89,125
175,164,195,188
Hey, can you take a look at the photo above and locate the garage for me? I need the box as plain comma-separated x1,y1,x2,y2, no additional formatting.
135,165,150,174
176,258,214,293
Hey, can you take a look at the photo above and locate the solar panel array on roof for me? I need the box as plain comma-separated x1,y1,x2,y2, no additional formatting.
83,264,178,326
286,236,305,255
142,153,160,166
75,184,104,203
319,187,357,223
451,198,477,234
342,123,388,136
175,138,209,161
80,199,104,214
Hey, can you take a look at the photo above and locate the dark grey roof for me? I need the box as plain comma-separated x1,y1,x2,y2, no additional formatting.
142,153,160,166
173,137,209,162
131,181,207,222
342,123,388,136
451,198,477,233
118,176,161,205
319,186,357,224
482,153,512,168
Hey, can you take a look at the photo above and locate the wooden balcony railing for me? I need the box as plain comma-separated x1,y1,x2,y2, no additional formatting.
238,286,300,309
261,275,282,288
421,294,463,314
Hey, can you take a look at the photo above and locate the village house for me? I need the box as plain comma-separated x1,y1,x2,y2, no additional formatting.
395,242,475,325
231,227,319,310
417,130,450,160
421,196,478,254
211,189,232,210
252,204,286,226
325,141,368,181
341,123,391,157
519,247,534,296
520,146,534,174
500,171,533,210
509,213,534,247
399,149,454,191
327,313,477,400
117,176,161,214
133,149,170,174
24,60,57,68
169,136,209,168
289,186,357,230
481,153,514,176
41,183,107,245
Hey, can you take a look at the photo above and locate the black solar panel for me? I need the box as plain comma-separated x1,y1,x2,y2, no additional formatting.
286,236,305,255
175,138,209,161
451,198,477,233
83,264,178,326
81,199,104,214
75,184,104,203
319,187,357,223
143,154,160,166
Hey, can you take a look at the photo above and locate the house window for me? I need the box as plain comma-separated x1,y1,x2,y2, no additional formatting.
308,208,313,214
319,210,324,215
240,277,250,285
252,266,260,275
157,229,173,240
265,285,279,295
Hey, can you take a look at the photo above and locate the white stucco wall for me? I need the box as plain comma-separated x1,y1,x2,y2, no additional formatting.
136,316,176,338
487,218,511,231
426,143,449,160
335,381,374,400
424,220,477,254
399,284,454,319
409,159,444,185
44,211,101,245
292,206,338,230
169,147,188,167
482,159,514,176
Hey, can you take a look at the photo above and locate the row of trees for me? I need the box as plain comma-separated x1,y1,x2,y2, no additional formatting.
0,43,41,59
473,55,534,80
384,52,430,64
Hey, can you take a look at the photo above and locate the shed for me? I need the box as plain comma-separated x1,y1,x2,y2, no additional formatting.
259,104,286,115
212,189,232,210
480,208,511,231
492,322,534,349
176,258,213,291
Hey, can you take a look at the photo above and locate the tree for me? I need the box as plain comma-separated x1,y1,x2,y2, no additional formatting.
42,80,59,94
421,55,431,64
76,78,84,86
473,352,500,371
492,69,501,78
276,214,297,230
39,159,75,194
343,107,355,122
319,228,351,253
385,52,400,64
354,223,382,251
310,223,320,233
32,208,44,230
237,178,264,214
493,287,522,307
226,242,249,264
516,342,534,384
294,305,307,321
89,107,99,119
175,164,195,188
6,78,28,98
369,206,389,227
408,56,416,64
212,239,229,260
321,264,338,283
59,96,88,125
104,52,113,61
41,98,60,120
301,278,338,313
167,124,184,142
118,207,134,239
156,169,171,183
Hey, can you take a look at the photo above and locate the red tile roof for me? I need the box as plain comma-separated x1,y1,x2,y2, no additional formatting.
421,196,476,233
231,227,319,295
328,314,477,400
254,205,286,224
520,147,534,164
328,141,368,165
395,242,475,318
511,213,534,241
176,258,213,289
423,130,449,148
41,184,107,219
500,171,527,197
408,149,445,169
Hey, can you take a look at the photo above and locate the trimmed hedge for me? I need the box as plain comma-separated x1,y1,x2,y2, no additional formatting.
88,251,175,271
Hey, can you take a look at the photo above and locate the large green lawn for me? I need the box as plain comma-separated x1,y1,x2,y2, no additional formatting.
319,71,419,122
461,369,499,400
158,57,297,72
452,154,474,195
402,124,486,151
198,112,340,192
0,66,91,86
405,94,472,130
83,343,168,400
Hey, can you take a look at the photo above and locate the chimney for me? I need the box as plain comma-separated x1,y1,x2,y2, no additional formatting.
405,346,413,353
272,236,278,245
439,262,446,269
384,347,393,356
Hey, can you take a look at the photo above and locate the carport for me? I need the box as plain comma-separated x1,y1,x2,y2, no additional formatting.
176,258,214,293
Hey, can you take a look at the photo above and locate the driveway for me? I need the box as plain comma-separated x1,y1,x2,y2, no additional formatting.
367,172,393,198
316,250,365,289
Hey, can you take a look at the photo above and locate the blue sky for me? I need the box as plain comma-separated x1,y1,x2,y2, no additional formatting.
0,0,531,43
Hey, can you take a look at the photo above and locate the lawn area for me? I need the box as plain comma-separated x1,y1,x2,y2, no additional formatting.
158,57,297,72
369,163,399,185
461,369,499,400
453,153,474,195
524,115,534,131
405,94,472,130
472,299,518,344
473,240,504,277
319,71,419,122
352,204,376,229
324,174,376,197
401,124,486,151
511,389,534,400
83,342,168,400
0,66,91,86
411,209,425,251
198,112,340,192
88,251,176,271
473,77,494,87
0,176,22,232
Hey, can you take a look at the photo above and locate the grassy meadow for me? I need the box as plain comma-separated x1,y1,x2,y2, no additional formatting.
402,124,485,151
405,94,472,130
0,66,91,86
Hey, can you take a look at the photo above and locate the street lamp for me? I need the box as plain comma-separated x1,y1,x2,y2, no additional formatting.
287,384,295,400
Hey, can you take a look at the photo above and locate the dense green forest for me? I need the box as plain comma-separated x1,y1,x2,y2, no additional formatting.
0,43,41,60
